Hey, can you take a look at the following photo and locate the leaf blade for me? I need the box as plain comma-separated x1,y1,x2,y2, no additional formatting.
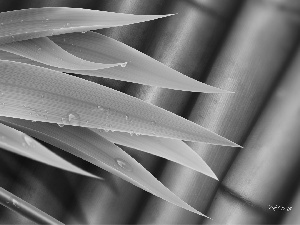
0,187,64,225
92,128,218,180
0,37,125,70
0,59,240,147
0,7,172,45
0,122,99,179
51,32,232,93
0,116,210,218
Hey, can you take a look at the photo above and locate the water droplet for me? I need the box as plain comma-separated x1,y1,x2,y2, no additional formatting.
58,123,64,127
115,158,133,171
68,112,80,125
82,31,86,33
63,111,81,126
120,62,127,68
23,135,35,147
97,105,104,111
31,120,36,122
129,131,134,136
12,199,19,208
125,115,129,121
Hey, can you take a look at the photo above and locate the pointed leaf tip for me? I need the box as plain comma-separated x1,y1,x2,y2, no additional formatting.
0,7,173,45
92,130,218,178
48,31,233,93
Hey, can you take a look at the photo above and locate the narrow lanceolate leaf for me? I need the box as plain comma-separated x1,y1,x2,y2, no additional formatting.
50,32,232,93
0,60,239,147
92,128,218,180
0,37,125,70
0,187,64,225
0,32,232,93
0,117,210,219
0,7,172,45
0,122,99,179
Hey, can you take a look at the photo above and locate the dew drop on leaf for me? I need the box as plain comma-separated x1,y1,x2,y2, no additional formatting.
63,111,81,126
12,199,19,208
115,158,133,172
121,62,127,68
23,135,35,147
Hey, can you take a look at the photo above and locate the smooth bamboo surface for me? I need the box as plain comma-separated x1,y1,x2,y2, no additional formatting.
204,41,300,224
281,183,300,224
137,0,300,224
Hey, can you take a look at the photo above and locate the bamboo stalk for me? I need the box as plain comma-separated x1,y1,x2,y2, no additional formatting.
281,183,300,224
0,187,64,225
136,0,300,224
204,41,300,224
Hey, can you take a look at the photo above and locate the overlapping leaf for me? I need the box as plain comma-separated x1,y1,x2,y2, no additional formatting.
0,30,233,93
0,117,210,218
0,122,99,179
0,37,125,70
0,60,239,147
0,7,242,220
0,7,172,45
92,128,218,180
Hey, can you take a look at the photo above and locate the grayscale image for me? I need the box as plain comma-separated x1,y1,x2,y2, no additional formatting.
0,0,299,224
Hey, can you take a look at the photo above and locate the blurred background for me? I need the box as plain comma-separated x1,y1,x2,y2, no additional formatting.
0,0,299,224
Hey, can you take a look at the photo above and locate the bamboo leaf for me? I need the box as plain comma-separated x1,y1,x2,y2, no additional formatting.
0,7,172,45
0,37,125,70
0,122,99,179
0,60,240,147
92,128,218,180
0,187,64,225
0,116,210,219
0,32,232,93
50,31,232,93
